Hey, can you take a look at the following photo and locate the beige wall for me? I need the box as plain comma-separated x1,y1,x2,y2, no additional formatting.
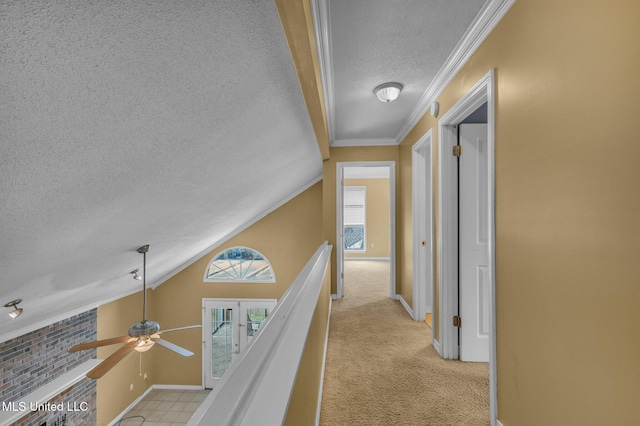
96,1,640,423
97,182,325,423
399,0,640,424
284,257,331,425
398,143,416,309
152,181,324,384
344,178,390,259
275,0,330,160
96,291,156,426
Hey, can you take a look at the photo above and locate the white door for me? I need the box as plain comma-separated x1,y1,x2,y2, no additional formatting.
412,135,434,321
203,299,276,388
459,123,490,362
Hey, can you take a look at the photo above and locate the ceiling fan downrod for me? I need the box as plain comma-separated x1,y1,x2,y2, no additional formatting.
136,245,150,325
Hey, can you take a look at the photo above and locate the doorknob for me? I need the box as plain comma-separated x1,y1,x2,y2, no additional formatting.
421,241,427,246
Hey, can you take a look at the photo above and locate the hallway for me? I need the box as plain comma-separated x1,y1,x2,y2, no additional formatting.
320,260,489,425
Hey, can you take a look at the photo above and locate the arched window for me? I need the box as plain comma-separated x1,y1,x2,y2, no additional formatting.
204,247,275,282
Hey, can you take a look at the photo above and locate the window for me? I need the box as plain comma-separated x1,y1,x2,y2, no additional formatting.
204,247,275,282
344,186,366,251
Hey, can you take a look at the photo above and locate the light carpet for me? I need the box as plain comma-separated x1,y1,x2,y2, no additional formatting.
319,260,489,426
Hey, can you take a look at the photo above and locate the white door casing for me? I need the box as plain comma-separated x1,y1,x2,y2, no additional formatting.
203,299,276,389
437,69,498,425
412,130,434,321
335,161,396,300
336,166,345,299
459,123,490,362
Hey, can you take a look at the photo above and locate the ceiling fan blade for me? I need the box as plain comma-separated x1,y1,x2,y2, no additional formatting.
153,338,194,357
69,336,132,352
157,324,202,334
87,341,137,379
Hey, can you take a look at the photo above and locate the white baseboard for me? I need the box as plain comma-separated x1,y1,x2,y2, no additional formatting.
396,295,413,318
108,386,154,426
497,421,504,426
152,384,203,390
433,338,442,356
331,294,340,300
344,257,390,261
108,384,204,426
315,299,332,426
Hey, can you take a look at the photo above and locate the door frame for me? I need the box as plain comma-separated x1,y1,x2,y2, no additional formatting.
412,130,434,321
437,69,497,424
335,161,396,300
202,298,277,389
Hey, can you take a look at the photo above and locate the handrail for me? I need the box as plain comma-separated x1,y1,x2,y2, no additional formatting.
188,241,332,426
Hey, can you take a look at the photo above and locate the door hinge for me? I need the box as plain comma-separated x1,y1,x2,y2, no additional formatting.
453,315,462,327
453,145,462,157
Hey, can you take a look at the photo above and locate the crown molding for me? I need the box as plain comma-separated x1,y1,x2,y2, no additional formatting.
394,0,516,145
311,0,515,148
0,175,323,344
152,174,323,288
332,137,398,147
0,302,100,344
311,0,336,144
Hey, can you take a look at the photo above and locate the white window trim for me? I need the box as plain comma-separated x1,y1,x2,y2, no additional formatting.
343,186,366,253
203,246,276,283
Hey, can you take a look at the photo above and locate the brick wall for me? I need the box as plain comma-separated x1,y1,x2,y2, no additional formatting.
0,310,97,425
11,378,96,426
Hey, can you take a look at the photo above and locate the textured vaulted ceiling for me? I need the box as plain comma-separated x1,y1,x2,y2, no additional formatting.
0,0,321,339
0,0,503,340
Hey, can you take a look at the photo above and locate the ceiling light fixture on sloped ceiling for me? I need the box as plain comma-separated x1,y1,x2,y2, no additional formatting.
4,299,23,319
131,269,142,281
374,82,403,102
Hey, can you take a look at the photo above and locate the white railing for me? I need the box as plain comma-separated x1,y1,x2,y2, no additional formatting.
188,241,332,426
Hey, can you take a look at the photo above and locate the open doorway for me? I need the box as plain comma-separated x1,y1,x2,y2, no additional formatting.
335,162,396,301
437,70,497,424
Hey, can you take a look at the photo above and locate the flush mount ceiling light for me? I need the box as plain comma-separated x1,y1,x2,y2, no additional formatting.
374,82,403,102
4,299,23,319
131,269,142,281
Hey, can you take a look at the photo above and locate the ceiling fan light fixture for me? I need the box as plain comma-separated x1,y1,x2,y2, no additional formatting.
69,244,201,379
374,82,403,102
134,337,155,352
4,299,23,319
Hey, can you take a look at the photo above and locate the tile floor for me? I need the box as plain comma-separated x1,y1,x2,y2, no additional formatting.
116,389,210,426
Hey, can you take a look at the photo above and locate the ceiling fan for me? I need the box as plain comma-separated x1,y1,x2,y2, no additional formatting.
69,245,201,379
